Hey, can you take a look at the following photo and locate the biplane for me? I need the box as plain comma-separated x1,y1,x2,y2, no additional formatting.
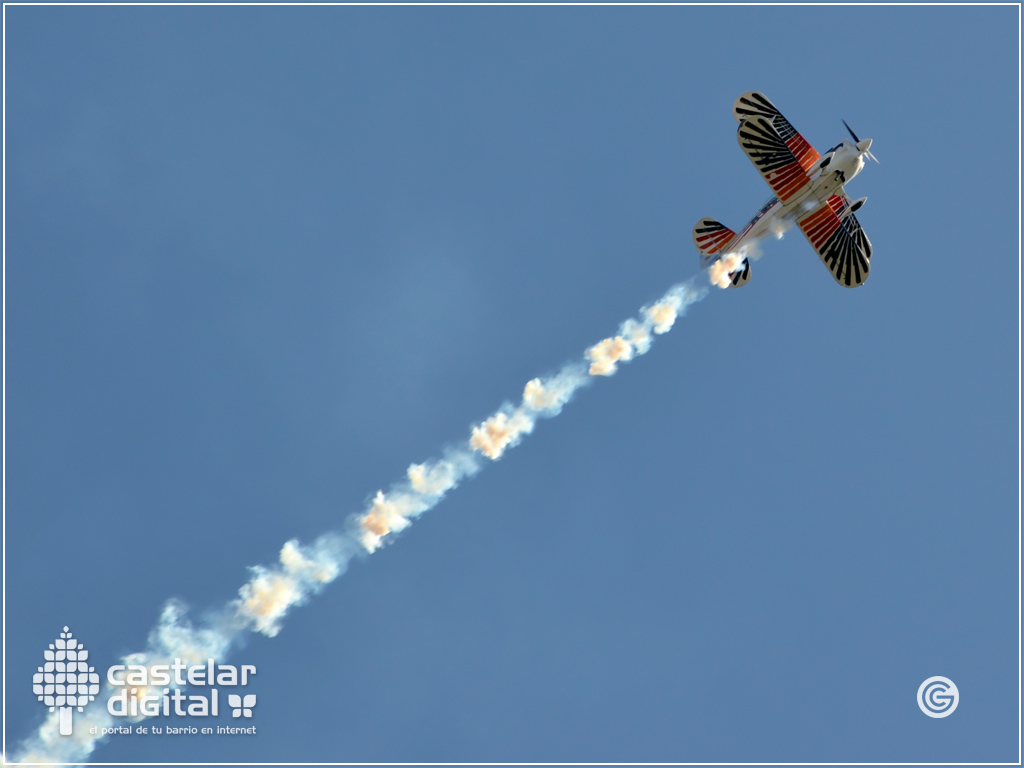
694,92,877,288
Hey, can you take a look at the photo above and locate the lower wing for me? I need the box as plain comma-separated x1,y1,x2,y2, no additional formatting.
797,195,872,287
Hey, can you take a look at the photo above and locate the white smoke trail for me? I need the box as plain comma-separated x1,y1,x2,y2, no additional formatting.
11,279,707,764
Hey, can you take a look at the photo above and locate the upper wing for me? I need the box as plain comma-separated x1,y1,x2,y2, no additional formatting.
797,194,872,287
734,92,821,202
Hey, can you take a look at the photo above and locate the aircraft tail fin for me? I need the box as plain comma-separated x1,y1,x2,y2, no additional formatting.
693,218,737,267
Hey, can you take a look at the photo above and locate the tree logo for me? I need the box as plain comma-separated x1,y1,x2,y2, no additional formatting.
32,626,100,736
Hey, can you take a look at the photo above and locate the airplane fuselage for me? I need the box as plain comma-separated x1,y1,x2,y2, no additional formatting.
728,138,866,255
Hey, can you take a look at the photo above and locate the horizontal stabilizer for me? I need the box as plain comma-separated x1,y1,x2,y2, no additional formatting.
705,253,752,288
693,218,737,267
729,258,751,288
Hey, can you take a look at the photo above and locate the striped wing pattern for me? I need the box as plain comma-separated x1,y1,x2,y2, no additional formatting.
692,218,737,256
734,92,822,202
733,92,821,174
737,119,810,201
798,195,872,287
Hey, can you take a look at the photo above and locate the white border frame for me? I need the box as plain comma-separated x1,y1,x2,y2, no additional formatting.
2,3,1020,765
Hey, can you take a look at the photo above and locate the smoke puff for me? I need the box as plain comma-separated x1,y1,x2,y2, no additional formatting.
469,408,536,460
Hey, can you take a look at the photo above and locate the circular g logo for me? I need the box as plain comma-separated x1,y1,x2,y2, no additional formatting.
917,676,959,718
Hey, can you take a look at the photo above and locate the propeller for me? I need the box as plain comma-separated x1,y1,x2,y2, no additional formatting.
843,119,879,164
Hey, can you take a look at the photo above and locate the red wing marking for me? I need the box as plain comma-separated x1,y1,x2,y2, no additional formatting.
785,132,821,174
765,160,811,201
798,195,846,249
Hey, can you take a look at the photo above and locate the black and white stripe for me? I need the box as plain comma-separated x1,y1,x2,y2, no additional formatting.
818,213,872,287
733,92,799,142
737,117,798,173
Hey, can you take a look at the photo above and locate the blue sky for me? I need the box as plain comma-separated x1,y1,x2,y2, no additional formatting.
5,4,1018,763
